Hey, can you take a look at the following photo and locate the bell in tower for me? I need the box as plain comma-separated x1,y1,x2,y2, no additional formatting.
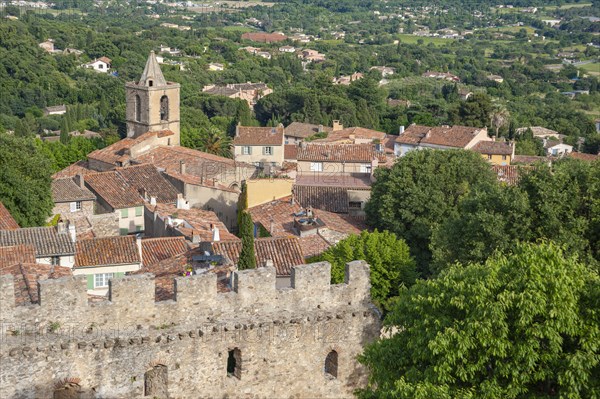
125,51,181,145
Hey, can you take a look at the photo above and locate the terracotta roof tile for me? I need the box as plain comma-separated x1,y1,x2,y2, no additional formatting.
211,237,305,276
312,127,387,143
294,185,370,213
52,178,96,203
297,143,386,163
0,263,72,305
75,235,141,268
512,155,549,164
284,144,298,160
284,122,332,138
569,152,599,161
0,245,36,268
0,227,75,257
52,160,94,179
87,131,174,166
147,203,237,242
233,126,284,146
0,202,19,230
472,140,514,155
115,164,179,203
492,165,522,185
396,124,486,148
241,32,287,43
247,197,365,258
84,171,144,209
141,237,189,267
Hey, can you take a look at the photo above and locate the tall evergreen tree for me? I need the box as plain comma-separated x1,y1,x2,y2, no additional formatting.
238,211,256,270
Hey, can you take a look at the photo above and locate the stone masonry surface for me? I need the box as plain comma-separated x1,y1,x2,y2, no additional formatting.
0,261,381,399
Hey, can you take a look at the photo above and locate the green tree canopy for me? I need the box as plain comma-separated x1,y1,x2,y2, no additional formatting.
365,149,497,276
359,242,600,399
238,211,256,270
311,230,417,309
0,133,53,226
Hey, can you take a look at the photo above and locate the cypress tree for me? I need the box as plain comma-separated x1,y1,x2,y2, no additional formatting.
238,211,256,270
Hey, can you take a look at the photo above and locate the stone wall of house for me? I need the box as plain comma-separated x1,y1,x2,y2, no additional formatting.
0,261,381,399
51,201,95,223
88,213,119,237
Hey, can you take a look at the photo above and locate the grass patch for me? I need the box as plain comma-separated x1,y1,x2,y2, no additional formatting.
396,34,456,46
579,62,600,75
222,26,255,33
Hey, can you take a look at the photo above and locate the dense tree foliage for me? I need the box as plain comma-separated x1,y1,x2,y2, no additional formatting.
237,211,256,270
365,150,497,276
359,242,600,399
432,158,600,272
0,133,54,227
311,230,417,309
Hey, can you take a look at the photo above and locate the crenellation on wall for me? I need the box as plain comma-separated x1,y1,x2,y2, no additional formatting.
1,261,380,398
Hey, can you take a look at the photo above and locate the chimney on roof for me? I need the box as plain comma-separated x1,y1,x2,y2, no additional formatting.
74,173,85,188
180,160,186,175
212,226,220,242
176,193,190,210
136,234,143,265
300,141,307,150
318,124,324,133
150,196,157,206
57,220,67,235
67,221,76,242
264,259,274,268
332,120,343,131
399,125,405,135
192,231,201,244
139,188,148,200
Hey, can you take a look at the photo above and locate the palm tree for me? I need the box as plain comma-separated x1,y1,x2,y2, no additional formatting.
199,126,232,158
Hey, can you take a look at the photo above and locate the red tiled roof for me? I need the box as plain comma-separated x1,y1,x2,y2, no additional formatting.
512,155,549,164
87,131,175,166
312,127,387,143
284,122,332,138
294,185,370,213
396,125,486,148
75,235,141,268
98,56,112,64
492,165,522,185
115,164,180,203
84,171,144,209
52,160,94,179
0,202,19,230
297,143,386,163
233,126,284,146
247,196,365,258
51,178,96,203
0,245,36,268
147,203,237,242
211,237,306,276
163,171,238,193
569,152,599,162
141,237,189,267
284,144,298,160
0,263,72,305
472,140,514,155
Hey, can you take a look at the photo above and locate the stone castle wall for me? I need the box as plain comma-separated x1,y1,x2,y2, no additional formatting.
0,261,381,399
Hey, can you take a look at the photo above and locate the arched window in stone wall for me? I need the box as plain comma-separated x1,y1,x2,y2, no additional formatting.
325,350,338,379
144,364,168,397
135,95,141,122
160,95,169,121
227,348,242,379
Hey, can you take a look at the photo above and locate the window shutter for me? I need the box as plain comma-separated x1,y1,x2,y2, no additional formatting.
115,272,125,278
135,206,143,217
119,228,129,236
86,275,94,290
121,208,129,218
70,202,77,212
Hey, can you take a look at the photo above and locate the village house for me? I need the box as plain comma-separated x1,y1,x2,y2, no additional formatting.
487,74,504,83
279,46,296,53
516,126,562,140
202,82,272,107
284,122,333,144
310,125,388,146
73,235,142,295
50,176,96,222
544,140,573,157
233,125,286,168
394,124,490,156
208,62,224,71
163,162,240,230
472,140,515,165
333,72,364,85
296,142,386,177
210,237,306,288
0,222,76,267
43,104,67,116
81,57,112,73
38,39,55,53
144,202,237,243
247,196,366,259
239,46,260,55
299,49,326,62
422,71,460,82
370,66,395,77
294,175,372,218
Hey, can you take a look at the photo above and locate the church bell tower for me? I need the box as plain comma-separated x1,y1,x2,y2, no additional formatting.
125,51,180,145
